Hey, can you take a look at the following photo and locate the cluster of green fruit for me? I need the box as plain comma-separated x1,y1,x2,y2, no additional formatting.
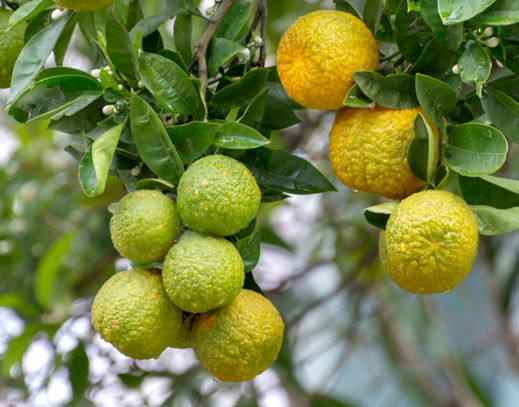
92,155,285,382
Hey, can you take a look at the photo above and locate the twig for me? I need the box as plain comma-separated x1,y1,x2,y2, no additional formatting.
249,0,268,68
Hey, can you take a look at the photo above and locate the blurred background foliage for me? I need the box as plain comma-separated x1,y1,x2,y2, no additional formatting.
1,0,519,406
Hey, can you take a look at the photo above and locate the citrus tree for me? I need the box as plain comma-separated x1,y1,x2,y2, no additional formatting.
2,0,519,405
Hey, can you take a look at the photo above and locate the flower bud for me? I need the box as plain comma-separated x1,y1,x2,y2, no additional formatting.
90,68,101,79
102,105,115,115
486,37,499,48
253,36,263,46
238,48,251,62
51,8,67,20
138,80,144,88
483,27,493,37
452,64,460,74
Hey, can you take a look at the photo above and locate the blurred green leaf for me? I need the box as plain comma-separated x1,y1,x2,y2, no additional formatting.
2,325,39,377
214,122,270,149
130,15,170,40
363,0,383,33
364,202,398,230
174,14,192,66
311,395,357,407
119,372,146,388
67,343,89,398
8,0,53,30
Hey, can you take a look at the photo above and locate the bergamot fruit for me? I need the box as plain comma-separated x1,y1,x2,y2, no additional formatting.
91,268,191,359
177,155,261,236
162,230,244,313
109,190,182,263
329,106,439,200
277,10,379,110
53,0,115,11
380,190,479,294
192,289,284,382
0,9,26,89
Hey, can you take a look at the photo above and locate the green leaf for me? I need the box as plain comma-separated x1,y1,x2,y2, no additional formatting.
234,233,260,272
129,15,170,39
408,113,436,182
135,178,176,192
166,122,219,165
486,74,519,99
106,10,138,80
415,73,458,126
174,14,192,66
130,92,184,184
311,395,357,407
364,202,399,230
0,293,37,314
458,42,491,87
208,38,246,77
1,325,39,377
166,0,207,19
481,86,519,143
158,49,188,73
470,205,519,235
79,123,125,197
67,344,89,398
353,71,419,109
8,14,71,104
215,0,251,40
420,0,463,49
239,88,269,130
363,0,383,33
445,123,508,176
333,0,362,18
472,0,519,24
343,84,372,108
54,12,79,66
243,272,265,296
261,93,302,130
408,38,457,78
213,122,270,149
395,0,433,63
8,75,102,123
35,232,75,309
138,51,200,115
231,148,337,194
119,372,146,388
460,174,519,209
7,0,53,30
211,69,269,110
438,0,497,23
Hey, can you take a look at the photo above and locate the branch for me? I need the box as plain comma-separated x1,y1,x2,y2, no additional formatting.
249,0,268,68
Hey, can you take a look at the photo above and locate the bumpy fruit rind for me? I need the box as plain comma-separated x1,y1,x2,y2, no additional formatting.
91,268,190,359
53,0,115,11
0,9,26,89
380,190,479,294
162,230,245,313
277,10,379,110
192,289,284,382
177,155,261,236
109,190,181,263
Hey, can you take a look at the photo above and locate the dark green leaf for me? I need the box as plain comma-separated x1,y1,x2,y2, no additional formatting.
208,38,246,77
458,42,491,87
2,325,39,377
215,0,251,40
445,123,507,176
363,0,383,33
408,38,457,78
7,0,53,30
481,86,519,143
395,0,433,63
130,92,184,184
343,84,373,108
158,49,188,73
166,0,207,19
364,202,399,230
135,179,176,192
486,74,519,99
333,0,362,18
415,73,458,126
106,10,138,80
138,51,200,115
311,395,357,407
231,148,336,194
408,113,436,182
420,0,463,49
119,372,146,388
234,233,260,272
438,0,497,23
214,122,270,149
261,93,302,130
353,71,419,109
67,344,89,398
129,15,170,39
54,13,79,66
211,69,269,110
174,14,192,66
166,122,219,164
460,174,519,209
243,272,265,296
470,205,519,235
8,14,71,104
239,89,269,130
473,0,519,25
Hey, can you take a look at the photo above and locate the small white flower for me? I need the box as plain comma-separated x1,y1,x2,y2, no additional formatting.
90,68,101,79
486,37,499,48
118,84,124,91
108,70,114,76
51,8,67,20
452,64,460,74
138,80,144,88
238,48,251,62
483,27,493,37
102,105,115,115
253,36,263,46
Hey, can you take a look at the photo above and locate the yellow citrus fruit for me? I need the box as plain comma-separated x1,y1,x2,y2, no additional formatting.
0,9,26,89
91,268,191,359
162,230,245,313
53,0,115,11
277,10,379,110
329,106,439,200
109,190,182,263
192,289,284,382
177,155,261,236
380,190,479,294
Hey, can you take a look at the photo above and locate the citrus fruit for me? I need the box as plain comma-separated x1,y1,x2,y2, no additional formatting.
380,190,479,294
169,319,192,349
162,230,245,313
192,289,284,382
109,190,182,263
91,268,191,359
177,155,261,236
277,10,379,110
53,0,115,11
329,106,439,200
0,9,26,89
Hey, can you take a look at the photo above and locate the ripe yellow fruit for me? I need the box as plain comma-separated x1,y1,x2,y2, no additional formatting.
329,106,439,200
0,9,26,89
380,190,479,294
91,268,191,359
277,10,379,110
53,0,115,11
192,289,284,382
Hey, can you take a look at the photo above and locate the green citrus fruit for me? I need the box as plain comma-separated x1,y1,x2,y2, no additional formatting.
177,155,261,236
192,289,284,382
53,0,115,11
0,9,26,89
277,10,379,110
91,268,191,359
329,106,439,200
381,190,479,294
162,230,244,313
109,190,182,263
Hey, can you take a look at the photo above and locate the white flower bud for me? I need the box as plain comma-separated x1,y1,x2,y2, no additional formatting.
238,48,251,62
496,59,504,68
452,64,460,74
102,105,115,115
118,84,124,91
103,66,111,71
138,80,144,88
90,68,101,79
51,8,67,20
483,27,493,37
253,36,263,46
486,37,499,48
131,167,141,176
108,70,114,76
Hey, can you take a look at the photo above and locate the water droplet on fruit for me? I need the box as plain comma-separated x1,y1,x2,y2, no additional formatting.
211,375,220,383
349,188,358,194
444,289,452,295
